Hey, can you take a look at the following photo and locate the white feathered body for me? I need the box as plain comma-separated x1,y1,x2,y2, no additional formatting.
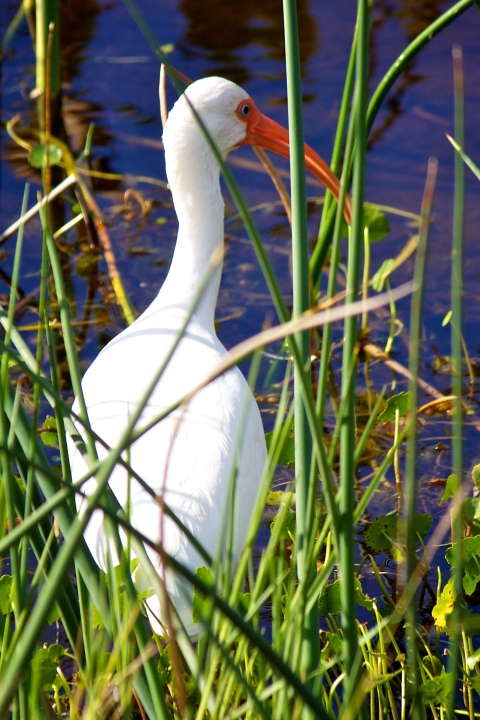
69,78,267,636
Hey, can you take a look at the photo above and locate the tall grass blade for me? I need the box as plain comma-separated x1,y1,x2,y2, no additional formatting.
404,157,438,720
447,44,465,720
282,0,319,683
339,0,369,710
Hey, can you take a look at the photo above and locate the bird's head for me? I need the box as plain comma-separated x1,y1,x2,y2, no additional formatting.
163,76,351,224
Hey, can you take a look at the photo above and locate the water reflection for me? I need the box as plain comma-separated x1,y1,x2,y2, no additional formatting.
178,0,317,86
368,0,450,147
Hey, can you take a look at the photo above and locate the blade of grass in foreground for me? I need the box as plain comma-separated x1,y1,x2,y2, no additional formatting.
282,0,319,689
447,44,465,720
404,157,438,720
339,0,369,712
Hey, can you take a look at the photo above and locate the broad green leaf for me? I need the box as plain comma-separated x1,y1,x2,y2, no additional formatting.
354,578,374,610
266,491,296,506
446,536,480,595
432,578,455,629
463,497,477,525
40,416,58,447
33,645,65,690
320,631,343,659
340,203,390,242
0,575,12,615
365,513,432,553
415,513,433,537
421,672,453,705
46,602,61,625
47,644,66,661
41,431,57,447
270,510,296,540
28,143,63,168
265,427,295,467
192,566,213,623
363,203,391,242
364,515,398,553
318,581,341,616
378,391,411,422
464,573,477,596
440,474,459,505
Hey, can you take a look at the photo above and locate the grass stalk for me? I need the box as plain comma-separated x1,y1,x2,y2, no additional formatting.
282,0,319,682
339,0,369,709
446,44,465,720
404,157,438,720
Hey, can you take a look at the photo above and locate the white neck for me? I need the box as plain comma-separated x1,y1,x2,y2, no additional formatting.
152,140,224,335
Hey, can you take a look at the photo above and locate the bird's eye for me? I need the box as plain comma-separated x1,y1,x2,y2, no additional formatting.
240,103,250,117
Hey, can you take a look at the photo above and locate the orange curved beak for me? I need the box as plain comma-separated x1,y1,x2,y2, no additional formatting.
241,103,351,226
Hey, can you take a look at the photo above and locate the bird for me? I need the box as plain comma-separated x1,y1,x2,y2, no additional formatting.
68,76,349,637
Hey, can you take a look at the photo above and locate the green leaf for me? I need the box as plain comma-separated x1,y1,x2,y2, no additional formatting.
41,431,57,447
270,510,296,540
432,578,455,629
320,631,343,659
362,203,390,242
378,391,411,422
46,602,61,625
28,144,63,168
440,474,459,505
192,566,213,623
364,513,431,553
472,465,480,491
354,578,374,610
463,497,477,525
415,513,433,537
47,644,66,661
318,581,341,616
265,427,295,467
157,651,172,685
40,416,58,447
33,645,65,690
464,573,477,596
340,203,390,242
266,491,295,506
0,576,13,615
364,514,398,553
371,258,395,292
446,536,480,596
421,672,454,705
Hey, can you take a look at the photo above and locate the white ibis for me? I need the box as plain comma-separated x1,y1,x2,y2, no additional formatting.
69,76,349,637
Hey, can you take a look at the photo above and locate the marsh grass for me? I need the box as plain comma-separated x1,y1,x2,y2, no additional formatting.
0,0,480,718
